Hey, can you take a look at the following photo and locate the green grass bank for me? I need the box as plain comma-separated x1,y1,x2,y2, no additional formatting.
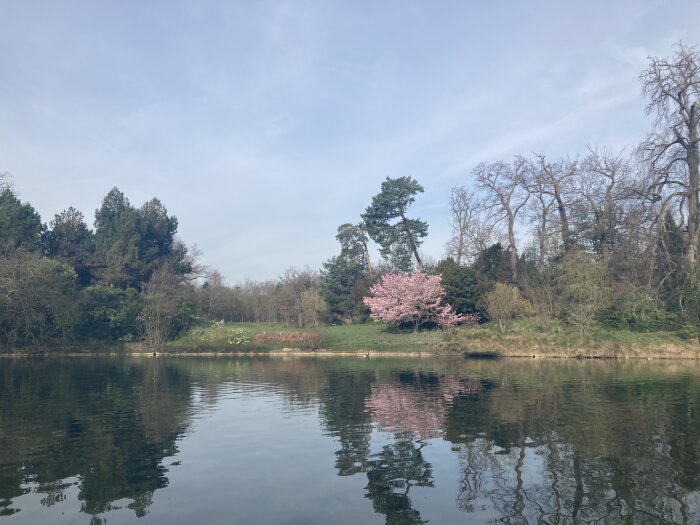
7,319,698,358
166,318,700,359
169,322,442,354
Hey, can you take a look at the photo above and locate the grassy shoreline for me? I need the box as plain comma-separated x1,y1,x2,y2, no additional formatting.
3,319,700,359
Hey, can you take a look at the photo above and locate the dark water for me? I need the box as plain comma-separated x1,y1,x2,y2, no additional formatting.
2,357,700,524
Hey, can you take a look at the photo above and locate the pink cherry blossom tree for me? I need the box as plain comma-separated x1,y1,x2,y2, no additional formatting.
363,272,463,331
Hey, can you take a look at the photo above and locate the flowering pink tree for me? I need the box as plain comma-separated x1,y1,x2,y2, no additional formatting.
363,272,463,330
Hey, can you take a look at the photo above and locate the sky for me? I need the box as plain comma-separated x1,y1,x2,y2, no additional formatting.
1,0,699,283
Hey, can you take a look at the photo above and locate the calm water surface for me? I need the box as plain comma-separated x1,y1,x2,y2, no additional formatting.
2,356,700,524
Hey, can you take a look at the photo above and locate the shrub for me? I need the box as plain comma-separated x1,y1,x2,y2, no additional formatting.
556,251,611,334
483,283,526,333
75,285,142,341
603,290,670,331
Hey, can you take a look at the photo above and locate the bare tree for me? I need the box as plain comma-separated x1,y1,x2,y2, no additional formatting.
278,267,319,328
141,263,181,352
532,154,577,253
200,270,229,320
445,187,497,265
474,158,530,282
576,147,630,265
523,161,557,273
301,288,326,327
638,42,700,283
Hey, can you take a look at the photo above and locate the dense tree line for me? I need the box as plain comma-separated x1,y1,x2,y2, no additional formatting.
0,179,197,348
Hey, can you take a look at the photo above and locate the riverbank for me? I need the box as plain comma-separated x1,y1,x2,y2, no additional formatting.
440,318,700,359
3,319,700,359
169,319,700,359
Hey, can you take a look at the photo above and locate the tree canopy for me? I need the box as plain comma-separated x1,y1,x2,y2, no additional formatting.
0,188,42,253
362,177,428,272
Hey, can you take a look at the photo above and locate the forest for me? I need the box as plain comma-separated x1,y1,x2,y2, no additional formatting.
1,42,699,351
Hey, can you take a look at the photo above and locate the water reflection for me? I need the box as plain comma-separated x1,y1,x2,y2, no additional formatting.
0,358,191,521
365,441,433,525
320,359,700,524
1,357,700,523
442,366,700,523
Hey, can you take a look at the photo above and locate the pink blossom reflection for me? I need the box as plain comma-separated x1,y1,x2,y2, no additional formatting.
365,378,481,441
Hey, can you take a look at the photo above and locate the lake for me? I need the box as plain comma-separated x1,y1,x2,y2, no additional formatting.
1,356,700,524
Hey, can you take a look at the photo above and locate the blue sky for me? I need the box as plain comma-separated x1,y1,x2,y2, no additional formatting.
1,1,698,282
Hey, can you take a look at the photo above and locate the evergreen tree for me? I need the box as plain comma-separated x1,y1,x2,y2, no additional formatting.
435,258,492,315
336,223,373,278
472,243,513,284
362,177,428,272
42,207,96,285
94,188,187,289
0,188,43,253
94,188,140,288
320,256,370,324
656,212,697,321
133,198,180,284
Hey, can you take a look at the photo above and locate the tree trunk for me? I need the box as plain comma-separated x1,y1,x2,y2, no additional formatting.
538,210,547,274
554,187,572,253
363,241,374,279
401,213,425,272
508,213,519,283
687,123,699,285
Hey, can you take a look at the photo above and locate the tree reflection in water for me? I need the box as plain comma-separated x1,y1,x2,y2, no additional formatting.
445,366,700,524
3,357,700,524
325,368,480,523
0,358,192,521
321,361,700,524
364,441,433,525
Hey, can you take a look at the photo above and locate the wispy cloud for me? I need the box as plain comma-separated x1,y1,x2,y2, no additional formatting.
1,1,698,280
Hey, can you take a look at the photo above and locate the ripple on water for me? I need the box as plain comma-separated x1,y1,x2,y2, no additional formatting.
2,357,700,524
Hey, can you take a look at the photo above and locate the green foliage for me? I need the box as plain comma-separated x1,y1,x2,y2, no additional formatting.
75,285,143,341
94,188,187,289
435,258,492,315
0,186,199,347
320,256,370,324
94,188,139,287
603,290,671,331
42,207,96,286
362,176,428,271
649,213,700,330
135,198,182,276
0,188,43,253
336,223,370,269
483,283,527,333
675,323,700,341
472,243,512,283
170,297,198,338
655,213,688,316
556,251,611,334
0,252,78,347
